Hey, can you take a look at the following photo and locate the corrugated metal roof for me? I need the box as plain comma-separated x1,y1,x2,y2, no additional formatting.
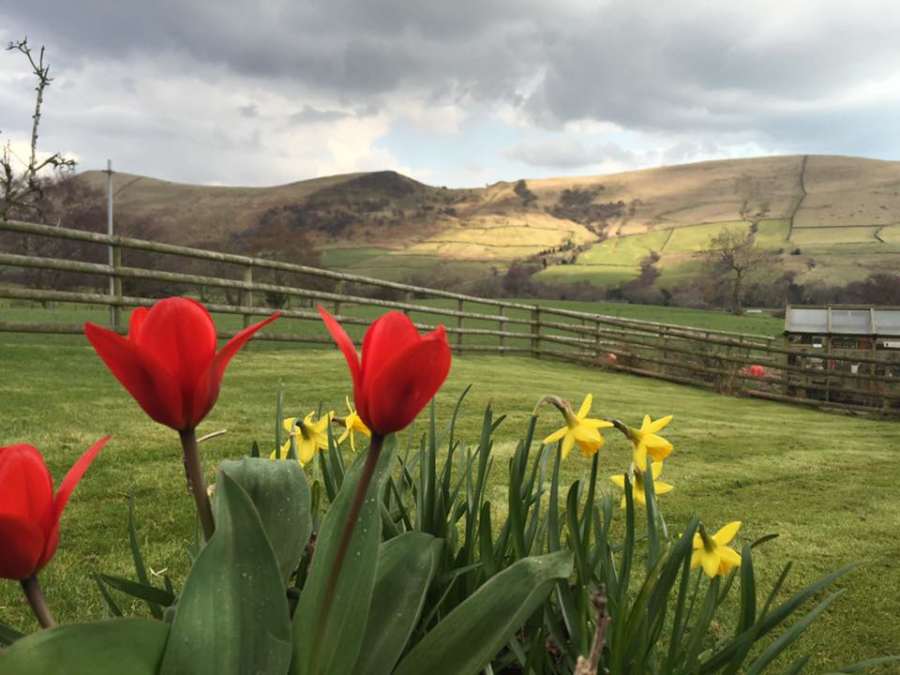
785,306,900,335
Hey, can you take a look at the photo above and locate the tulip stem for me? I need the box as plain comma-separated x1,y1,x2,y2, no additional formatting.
312,432,384,673
21,576,55,629
179,428,215,542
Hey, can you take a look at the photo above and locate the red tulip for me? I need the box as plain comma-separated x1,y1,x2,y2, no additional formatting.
318,306,451,435
0,438,108,580
85,298,280,431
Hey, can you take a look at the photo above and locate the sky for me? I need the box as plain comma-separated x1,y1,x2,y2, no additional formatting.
2,0,900,188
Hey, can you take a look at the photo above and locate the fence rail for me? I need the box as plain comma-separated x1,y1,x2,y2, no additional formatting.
1,218,898,417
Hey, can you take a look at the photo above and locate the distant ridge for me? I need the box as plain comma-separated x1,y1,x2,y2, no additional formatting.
75,155,900,288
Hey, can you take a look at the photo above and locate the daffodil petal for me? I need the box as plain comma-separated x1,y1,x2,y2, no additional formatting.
690,549,703,570
713,521,742,546
702,550,720,577
544,427,568,445
582,418,614,429
610,474,626,489
577,394,593,419
633,445,648,471
651,461,664,479
654,481,674,495
647,415,673,433
560,433,575,460
719,545,742,570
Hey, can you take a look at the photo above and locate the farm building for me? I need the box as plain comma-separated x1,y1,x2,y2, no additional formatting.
783,305,900,408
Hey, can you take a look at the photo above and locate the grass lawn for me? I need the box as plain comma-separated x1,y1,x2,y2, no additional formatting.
1,327,898,671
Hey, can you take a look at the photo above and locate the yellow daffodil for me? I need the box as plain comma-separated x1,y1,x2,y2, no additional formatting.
270,412,332,465
628,414,674,470
692,521,742,578
337,397,371,452
609,461,673,508
542,394,614,460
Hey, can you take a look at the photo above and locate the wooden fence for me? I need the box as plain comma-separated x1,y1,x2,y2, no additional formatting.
1,218,898,417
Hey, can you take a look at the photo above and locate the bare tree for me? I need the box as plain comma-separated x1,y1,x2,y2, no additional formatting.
700,226,772,314
1,38,76,222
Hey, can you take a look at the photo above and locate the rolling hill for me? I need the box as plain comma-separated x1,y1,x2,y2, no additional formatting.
76,154,900,289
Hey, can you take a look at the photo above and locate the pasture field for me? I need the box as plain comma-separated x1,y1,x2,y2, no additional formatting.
0,323,898,670
790,226,882,245
319,246,392,268
536,218,796,290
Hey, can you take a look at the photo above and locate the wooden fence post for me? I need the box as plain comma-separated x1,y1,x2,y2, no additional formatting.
241,265,253,329
498,305,507,355
531,307,542,359
594,319,601,358
456,299,464,353
110,245,122,331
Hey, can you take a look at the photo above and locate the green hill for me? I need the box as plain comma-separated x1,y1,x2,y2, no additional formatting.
76,154,900,288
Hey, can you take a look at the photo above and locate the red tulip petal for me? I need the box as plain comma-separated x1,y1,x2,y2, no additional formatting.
191,312,281,425
361,311,420,382
0,445,53,533
85,322,184,429
37,436,110,571
0,516,45,580
317,305,363,407
128,306,149,339
135,298,218,392
364,326,451,434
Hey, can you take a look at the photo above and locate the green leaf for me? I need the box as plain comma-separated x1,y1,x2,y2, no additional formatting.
291,440,396,675
219,456,311,584
0,619,168,675
0,622,23,647
745,591,844,675
97,574,175,608
353,532,442,675
159,472,292,675
127,495,163,619
393,551,573,675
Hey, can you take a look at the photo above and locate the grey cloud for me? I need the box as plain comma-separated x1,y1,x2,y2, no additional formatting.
238,103,258,118
288,105,350,124
5,0,900,185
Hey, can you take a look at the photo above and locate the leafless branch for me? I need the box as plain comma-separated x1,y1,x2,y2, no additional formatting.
1,38,76,221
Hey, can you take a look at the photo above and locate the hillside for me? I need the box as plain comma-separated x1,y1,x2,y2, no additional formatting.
77,154,900,288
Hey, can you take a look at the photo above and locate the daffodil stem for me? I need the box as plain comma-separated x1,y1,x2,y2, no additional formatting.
179,428,215,542
313,432,384,673
21,575,55,629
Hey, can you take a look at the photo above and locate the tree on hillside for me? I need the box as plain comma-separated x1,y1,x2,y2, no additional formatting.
700,226,772,314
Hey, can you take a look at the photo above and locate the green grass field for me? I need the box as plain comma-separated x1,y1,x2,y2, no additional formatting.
1,323,898,670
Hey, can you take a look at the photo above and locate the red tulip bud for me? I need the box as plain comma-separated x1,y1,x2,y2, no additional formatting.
0,438,108,580
85,297,280,431
318,306,451,435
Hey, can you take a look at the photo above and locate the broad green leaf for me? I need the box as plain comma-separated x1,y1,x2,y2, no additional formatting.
393,551,573,675
0,618,168,675
220,456,311,584
159,472,291,675
353,532,442,675
291,440,396,675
